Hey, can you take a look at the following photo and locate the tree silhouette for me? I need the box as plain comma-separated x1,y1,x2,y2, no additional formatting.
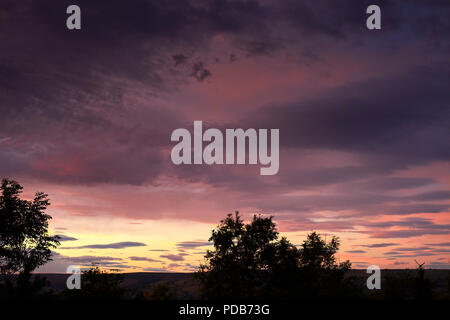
0,179,60,291
196,212,288,299
296,232,352,298
196,211,353,300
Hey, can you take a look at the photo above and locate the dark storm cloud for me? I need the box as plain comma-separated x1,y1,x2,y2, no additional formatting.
1,0,449,187
0,0,278,185
167,62,450,215
0,0,272,84
244,67,450,166
62,241,147,249
0,0,449,244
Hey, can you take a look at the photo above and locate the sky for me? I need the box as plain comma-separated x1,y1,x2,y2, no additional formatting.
0,0,449,272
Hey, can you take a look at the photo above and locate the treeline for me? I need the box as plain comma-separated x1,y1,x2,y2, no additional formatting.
194,212,450,301
1,179,449,300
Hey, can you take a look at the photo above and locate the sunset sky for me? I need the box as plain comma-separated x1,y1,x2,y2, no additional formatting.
0,0,449,272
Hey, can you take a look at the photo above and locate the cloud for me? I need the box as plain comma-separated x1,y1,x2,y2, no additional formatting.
167,263,182,269
2,0,448,189
425,242,450,247
384,251,402,256
354,177,435,191
370,229,449,239
1,0,449,259
391,261,408,266
176,240,211,249
191,62,211,82
245,67,450,167
143,267,168,272
361,243,398,248
384,251,436,258
404,190,450,202
128,256,161,263
56,234,78,241
183,263,200,272
49,252,143,270
160,254,185,262
53,253,123,265
390,247,433,252
172,54,188,66
428,262,450,268
364,218,450,239
346,250,366,254
62,241,147,249
398,253,437,257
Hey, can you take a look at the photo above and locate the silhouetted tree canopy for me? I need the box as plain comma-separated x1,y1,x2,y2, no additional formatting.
196,212,354,299
0,179,60,279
